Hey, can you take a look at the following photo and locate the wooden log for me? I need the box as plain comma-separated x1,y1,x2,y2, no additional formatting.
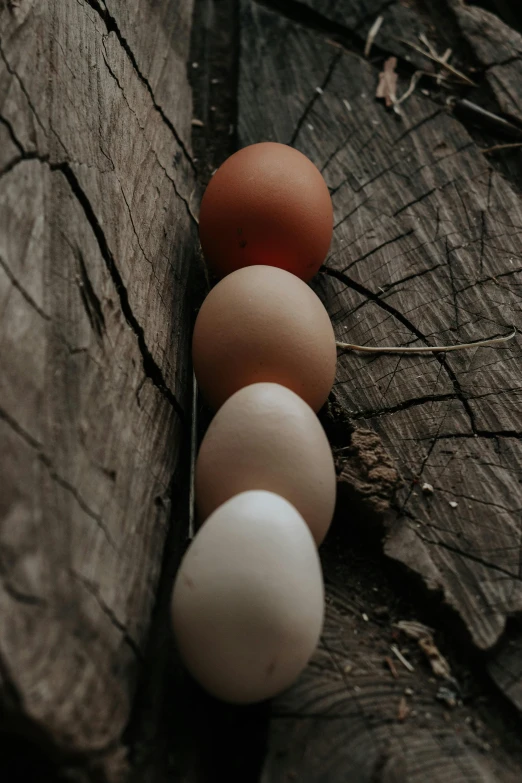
238,0,522,778
0,0,197,778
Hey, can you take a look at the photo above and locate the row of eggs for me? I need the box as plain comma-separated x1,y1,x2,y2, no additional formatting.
171,143,337,703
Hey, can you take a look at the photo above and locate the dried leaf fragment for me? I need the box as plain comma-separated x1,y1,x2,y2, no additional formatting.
395,620,434,640
418,636,452,680
376,56,398,108
396,620,453,680
397,696,410,722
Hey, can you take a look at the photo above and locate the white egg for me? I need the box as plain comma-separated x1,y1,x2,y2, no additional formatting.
171,490,324,704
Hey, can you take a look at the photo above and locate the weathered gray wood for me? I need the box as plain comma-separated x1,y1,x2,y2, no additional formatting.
0,0,197,778
240,0,522,778
451,0,522,125
262,516,522,783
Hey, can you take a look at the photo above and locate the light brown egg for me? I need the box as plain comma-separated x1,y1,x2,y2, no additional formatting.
195,383,336,546
198,142,333,281
171,490,324,703
192,265,336,412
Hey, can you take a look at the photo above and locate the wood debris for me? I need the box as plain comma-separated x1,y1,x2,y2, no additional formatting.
391,644,415,672
385,656,399,679
376,57,398,110
482,142,522,154
397,696,411,722
419,636,452,680
398,37,476,86
452,98,522,140
395,621,453,680
364,15,384,58
395,621,434,640
394,70,423,109
436,685,458,708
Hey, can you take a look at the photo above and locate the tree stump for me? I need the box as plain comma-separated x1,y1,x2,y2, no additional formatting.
2,0,522,781
0,0,199,779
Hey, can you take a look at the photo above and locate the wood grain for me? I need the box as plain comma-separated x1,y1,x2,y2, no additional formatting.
240,0,522,778
0,0,197,777
242,0,522,651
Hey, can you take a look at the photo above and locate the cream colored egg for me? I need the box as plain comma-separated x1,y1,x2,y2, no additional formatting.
171,491,324,704
195,383,336,546
192,265,337,412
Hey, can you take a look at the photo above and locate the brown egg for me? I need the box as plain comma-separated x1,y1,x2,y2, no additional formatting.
199,142,333,281
192,265,336,412
195,383,336,545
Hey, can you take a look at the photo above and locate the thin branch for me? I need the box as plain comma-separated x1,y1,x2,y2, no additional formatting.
391,645,415,672
482,142,522,154
398,38,476,86
395,71,423,107
364,15,384,58
451,98,522,141
336,327,516,354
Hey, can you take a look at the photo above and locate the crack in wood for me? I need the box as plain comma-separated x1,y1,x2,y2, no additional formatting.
348,392,459,421
69,568,144,661
51,160,187,424
323,266,485,439
82,0,196,173
0,405,117,548
0,253,51,322
289,49,342,145
415,529,522,584
76,249,106,340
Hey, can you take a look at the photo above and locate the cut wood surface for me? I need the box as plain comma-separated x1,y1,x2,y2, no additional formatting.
239,0,522,779
0,0,197,778
2,0,522,780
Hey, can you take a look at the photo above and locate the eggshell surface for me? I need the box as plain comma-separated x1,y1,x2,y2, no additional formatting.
171,491,324,704
198,142,333,281
192,265,337,412
196,383,336,545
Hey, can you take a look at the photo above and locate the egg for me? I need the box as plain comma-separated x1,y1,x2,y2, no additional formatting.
199,142,333,281
171,490,324,703
195,383,336,546
192,265,336,412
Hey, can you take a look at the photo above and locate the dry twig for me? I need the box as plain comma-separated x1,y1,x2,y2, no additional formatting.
398,37,476,86
365,15,384,58
482,142,522,154
391,645,415,672
385,656,399,679
336,327,516,354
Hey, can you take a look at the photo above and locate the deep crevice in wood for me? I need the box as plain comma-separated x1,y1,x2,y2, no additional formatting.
52,160,187,424
82,0,196,172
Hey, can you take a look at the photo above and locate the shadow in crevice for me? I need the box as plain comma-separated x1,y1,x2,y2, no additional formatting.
0,732,61,782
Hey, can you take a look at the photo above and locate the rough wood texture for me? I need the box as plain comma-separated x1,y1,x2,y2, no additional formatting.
240,0,522,778
0,0,197,777
451,0,522,125
263,532,522,783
